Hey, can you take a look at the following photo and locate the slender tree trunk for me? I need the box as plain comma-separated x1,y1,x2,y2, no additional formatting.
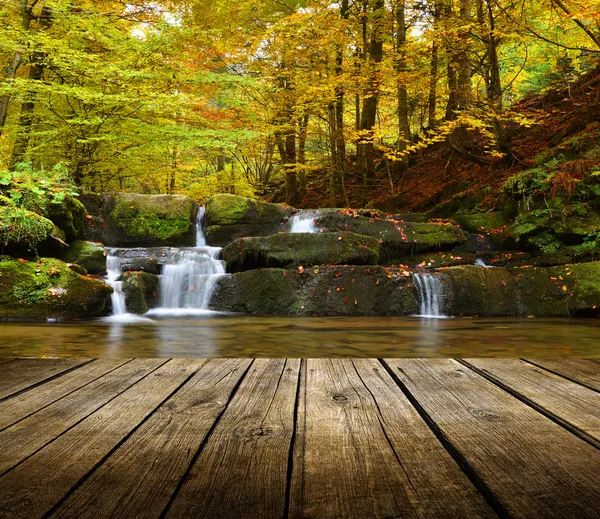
457,0,473,110
395,0,411,169
443,0,459,120
298,113,308,199
428,2,441,128
0,1,33,137
359,0,384,206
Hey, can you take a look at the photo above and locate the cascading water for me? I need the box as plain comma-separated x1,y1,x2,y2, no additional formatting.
289,211,319,233
475,258,490,268
148,206,227,315
105,255,127,315
413,273,445,318
196,206,207,247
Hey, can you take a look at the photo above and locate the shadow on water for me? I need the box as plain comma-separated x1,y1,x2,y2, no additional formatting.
0,315,598,358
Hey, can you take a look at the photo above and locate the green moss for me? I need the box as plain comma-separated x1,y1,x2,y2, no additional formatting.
0,206,54,250
103,194,196,247
0,256,112,319
205,194,255,225
46,196,87,241
122,271,159,314
222,232,380,271
454,212,513,233
61,240,107,275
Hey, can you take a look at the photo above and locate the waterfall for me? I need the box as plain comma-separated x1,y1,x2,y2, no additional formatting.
148,209,227,315
475,258,491,268
196,206,207,247
152,249,226,314
413,273,445,318
290,211,319,233
105,254,127,315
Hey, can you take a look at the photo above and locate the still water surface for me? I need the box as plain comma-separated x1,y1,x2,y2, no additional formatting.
0,315,598,358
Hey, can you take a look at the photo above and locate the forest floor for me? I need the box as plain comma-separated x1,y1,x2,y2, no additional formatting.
303,65,600,214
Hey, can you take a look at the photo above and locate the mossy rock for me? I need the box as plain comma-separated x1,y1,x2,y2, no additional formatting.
210,266,418,315
221,232,380,272
211,269,303,314
205,194,292,246
454,211,514,233
45,196,87,242
102,193,197,247
61,241,107,275
442,266,519,317
402,252,476,269
0,206,55,255
122,272,160,314
317,212,467,262
0,256,112,319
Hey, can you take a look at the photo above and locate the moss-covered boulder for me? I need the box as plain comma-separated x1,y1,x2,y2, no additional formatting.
453,211,513,233
122,272,160,314
210,266,418,315
316,212,467,262
61,241,107,275
205,194,292,246
102,193,197,247
0,256,112,319
45,196,87,242
403,251,476,269
222,232,380,272
0,206,55,255
441,262,600,317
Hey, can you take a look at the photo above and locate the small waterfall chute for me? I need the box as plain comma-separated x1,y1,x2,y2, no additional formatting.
289,211,319,233
475,258,491,268
103,254,153,323
196,206,207,247
413,273,445,318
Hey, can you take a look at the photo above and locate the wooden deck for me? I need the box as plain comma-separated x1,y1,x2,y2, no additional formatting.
0,359,599,518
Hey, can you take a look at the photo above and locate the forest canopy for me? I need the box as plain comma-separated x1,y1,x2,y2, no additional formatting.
0,0,599,207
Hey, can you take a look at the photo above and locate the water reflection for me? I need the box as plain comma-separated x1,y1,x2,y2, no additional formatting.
0,316,598,358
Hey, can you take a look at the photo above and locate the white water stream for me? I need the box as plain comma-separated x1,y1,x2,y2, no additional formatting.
413,273,445,318
289,211,319,233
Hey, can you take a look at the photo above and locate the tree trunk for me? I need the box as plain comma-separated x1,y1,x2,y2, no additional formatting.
298,113,308,199
359,0,384,205
428,2,441,128
395,0,411,168
457,0,473,110
0,1,33,137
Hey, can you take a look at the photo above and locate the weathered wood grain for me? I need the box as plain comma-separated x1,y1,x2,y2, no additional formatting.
0,358,164,476
0,359,130,431
384,358,600,519
51,358,252,519
165,359,297,519
290,358,483,519
0,359,204,519
525,359,600,391
464,359,600,446
350,359,495,518
0,358,90,400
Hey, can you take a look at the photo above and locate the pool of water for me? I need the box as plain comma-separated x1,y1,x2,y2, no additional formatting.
0,315,598,358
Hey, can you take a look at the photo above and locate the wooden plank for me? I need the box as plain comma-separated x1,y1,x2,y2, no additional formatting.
465,359,600,446
384,359,600,519
525,359,600,392
50,359,252,519
290,359,483,519
0,359,14,367
164,359,297,519
0,358,90,400
0,359,130,431
0,358,165,475
350,359,494,518
0,359,205,519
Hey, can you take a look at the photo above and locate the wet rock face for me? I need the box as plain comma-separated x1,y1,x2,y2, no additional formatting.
0,256,112,319
61,241,107,275
204,194,292,246
210,266,418,316
122,272,160,314
441,262,600,317
80,193,198,247
314,212,467,263
221,232,380,272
